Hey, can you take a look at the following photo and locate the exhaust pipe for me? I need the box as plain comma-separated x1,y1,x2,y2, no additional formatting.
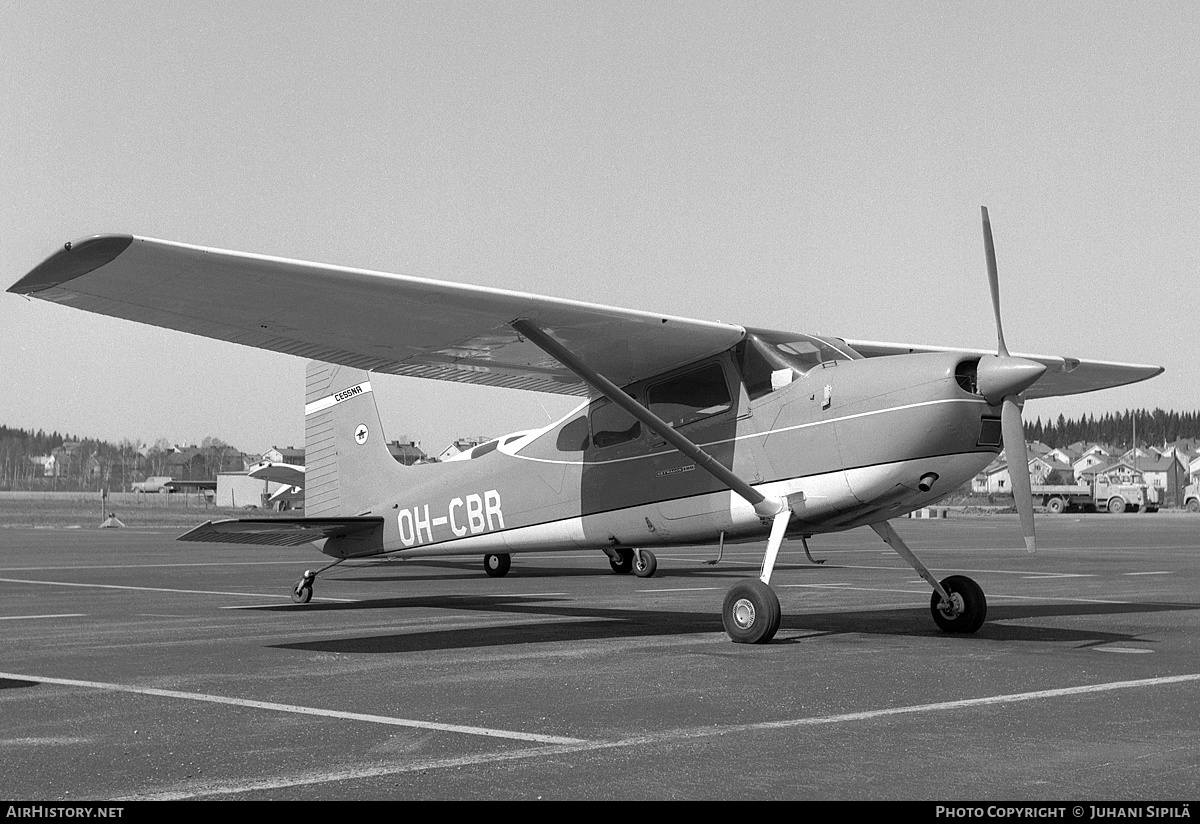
918,472,939,493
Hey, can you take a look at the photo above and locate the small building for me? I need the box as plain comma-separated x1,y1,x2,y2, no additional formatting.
216,472,269,509
387,439,428,466
261,446,304,466
437,435,492,462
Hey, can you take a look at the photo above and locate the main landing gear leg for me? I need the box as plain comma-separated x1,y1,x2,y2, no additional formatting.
869,521,987,634
291,557,347,604
722,508,791,644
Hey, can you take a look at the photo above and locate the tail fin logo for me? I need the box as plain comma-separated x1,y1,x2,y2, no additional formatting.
354,424,369,444
304,380,373,417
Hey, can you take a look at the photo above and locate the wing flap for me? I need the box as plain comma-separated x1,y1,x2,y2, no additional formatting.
10,235,746,394
177,516,384,547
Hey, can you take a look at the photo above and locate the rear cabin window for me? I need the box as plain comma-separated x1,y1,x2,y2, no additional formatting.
470,440,499,458
590,400,641,448
648,364,732,428
555,415,590,452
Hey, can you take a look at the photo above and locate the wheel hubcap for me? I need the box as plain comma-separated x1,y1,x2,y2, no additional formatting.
732,598,756,629
937,591,964,619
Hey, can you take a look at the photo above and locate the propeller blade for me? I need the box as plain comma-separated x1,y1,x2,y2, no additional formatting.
981,206,1010,358
1001,396,1036,553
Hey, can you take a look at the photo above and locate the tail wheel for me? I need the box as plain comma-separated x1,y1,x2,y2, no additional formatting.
291,579,313,604
722,579,781,644
483,553,511,578
633,550,657,578
931,575,986,634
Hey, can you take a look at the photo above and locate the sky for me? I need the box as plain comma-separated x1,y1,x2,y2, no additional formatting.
2,1,1197,456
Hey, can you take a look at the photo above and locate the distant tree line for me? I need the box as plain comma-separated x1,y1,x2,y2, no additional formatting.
0,425,244,492
1026,409,1200,450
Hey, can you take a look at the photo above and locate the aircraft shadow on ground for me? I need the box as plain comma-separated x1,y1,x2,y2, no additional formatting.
0,678,40,691
327,559,827,585
265,592,1199,654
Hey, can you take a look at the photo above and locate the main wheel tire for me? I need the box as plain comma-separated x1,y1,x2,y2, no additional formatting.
291,582,313,604
609,548,633,574
722,579,781,644
483,553,511,578
930,575,986,634
1187,499,1200,513
1108,497,1126,514
633,550,657,578
1046,497,1066,515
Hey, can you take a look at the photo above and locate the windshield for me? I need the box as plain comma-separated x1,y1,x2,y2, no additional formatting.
737,331,857,400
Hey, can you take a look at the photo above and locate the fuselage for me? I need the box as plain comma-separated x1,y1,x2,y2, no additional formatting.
322,337,1004,560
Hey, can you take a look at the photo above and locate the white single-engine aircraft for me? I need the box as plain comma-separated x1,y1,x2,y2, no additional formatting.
9,209,1162,643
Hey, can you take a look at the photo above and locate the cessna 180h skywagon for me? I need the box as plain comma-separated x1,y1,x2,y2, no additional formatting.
9,209,1162,643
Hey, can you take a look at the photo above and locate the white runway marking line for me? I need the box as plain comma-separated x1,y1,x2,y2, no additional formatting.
0,576,358,602
486,592,570,598
0,614,85,621
0,671,586,746
117,672,1200,800
1020,573,1095,579
1124,571,1173,576
0,561,303,572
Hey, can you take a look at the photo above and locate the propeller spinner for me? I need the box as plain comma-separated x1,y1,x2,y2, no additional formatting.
980,207,1045,553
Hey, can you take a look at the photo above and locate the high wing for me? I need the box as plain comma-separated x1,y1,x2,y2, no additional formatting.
9,234,1161,399
842,339,1163,399
9,235,744,395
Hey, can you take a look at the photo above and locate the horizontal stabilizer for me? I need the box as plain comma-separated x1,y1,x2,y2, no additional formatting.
177,517,384,547
247,461,306,488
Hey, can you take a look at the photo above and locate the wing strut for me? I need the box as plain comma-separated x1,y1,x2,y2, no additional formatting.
510,319,787,523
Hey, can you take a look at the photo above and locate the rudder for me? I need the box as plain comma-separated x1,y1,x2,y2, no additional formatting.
305,361,406,516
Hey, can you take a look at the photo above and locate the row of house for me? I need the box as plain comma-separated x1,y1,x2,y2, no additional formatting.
974,439,1200,507
216,435,495,509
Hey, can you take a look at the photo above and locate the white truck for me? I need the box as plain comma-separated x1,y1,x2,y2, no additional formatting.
1185,482,1199,513
1032,476,1154,514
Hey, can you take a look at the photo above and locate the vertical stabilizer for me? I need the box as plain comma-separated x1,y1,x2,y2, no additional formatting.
305,361,405,516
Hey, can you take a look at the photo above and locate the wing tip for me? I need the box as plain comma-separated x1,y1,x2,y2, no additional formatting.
9,234,134,295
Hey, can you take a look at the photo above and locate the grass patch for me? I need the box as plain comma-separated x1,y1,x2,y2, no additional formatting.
0,498,297,529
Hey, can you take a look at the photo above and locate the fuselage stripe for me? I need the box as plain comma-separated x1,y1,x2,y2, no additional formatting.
507,396,988,467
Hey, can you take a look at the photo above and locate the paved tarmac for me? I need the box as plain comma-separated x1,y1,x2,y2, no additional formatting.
1,513,1197,800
